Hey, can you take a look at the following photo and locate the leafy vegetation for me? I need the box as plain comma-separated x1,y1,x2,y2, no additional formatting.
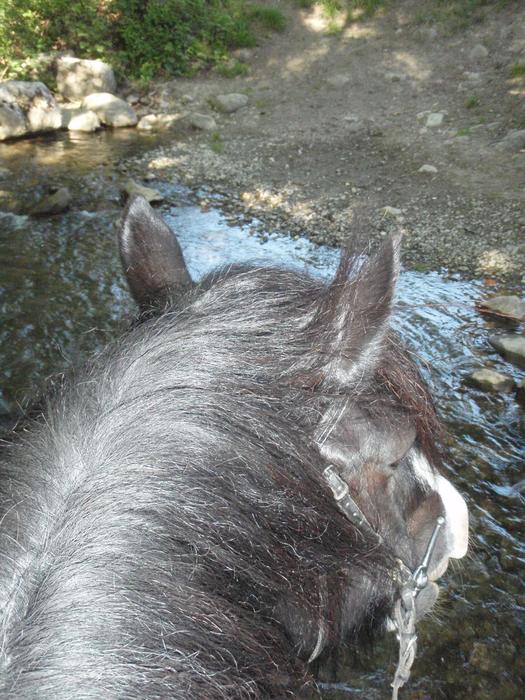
465,95,480,109
0,0,286,82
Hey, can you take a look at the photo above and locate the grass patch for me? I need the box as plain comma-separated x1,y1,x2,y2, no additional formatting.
509,63,525,78
248,5,287,32
456,127,472,136
216,59,249,78
210,132,225,154
465,95,480,109
413,0,515,33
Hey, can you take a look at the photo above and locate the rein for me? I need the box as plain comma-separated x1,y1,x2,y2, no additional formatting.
322,465,445,700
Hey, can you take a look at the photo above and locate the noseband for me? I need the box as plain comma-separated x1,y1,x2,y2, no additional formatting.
322,465,445,700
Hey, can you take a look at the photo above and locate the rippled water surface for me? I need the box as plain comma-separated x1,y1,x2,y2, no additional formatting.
0,134,523,699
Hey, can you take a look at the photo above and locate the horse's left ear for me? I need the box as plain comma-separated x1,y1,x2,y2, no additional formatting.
318,235,401,385
118,195,193,310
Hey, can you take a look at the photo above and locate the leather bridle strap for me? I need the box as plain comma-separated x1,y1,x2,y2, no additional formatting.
321,464,446,699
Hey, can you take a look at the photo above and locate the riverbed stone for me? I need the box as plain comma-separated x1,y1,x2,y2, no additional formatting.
0,81,62,140
489,334,525,368
326,73,351,87
31,187,72,216
137,113,181,131
82,93,138,128
465,368,515,393
418,164,438,174
57,57,116,100
189,112,217,131
426,112,445,128
213,93,249,113
478,295,525,320
67,110,101,132
122,179,164,204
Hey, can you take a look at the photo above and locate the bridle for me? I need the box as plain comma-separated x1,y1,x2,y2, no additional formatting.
322,464,446,700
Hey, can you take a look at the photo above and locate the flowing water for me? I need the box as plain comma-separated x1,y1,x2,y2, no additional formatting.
0,132,523,699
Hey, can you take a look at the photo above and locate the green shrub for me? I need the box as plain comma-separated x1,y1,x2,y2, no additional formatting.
0,0,285,82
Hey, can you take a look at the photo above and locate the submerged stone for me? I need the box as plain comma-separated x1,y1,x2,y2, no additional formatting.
489,335,525,369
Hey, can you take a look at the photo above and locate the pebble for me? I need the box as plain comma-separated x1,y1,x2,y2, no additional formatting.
213,94,249,113
469,44,489,61
426,112,445,128
326,74,351,87
418,164,438,174
189,113,217,131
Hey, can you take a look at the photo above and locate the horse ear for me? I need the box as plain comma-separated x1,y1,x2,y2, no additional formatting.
318,235,401,385
118,195,193,309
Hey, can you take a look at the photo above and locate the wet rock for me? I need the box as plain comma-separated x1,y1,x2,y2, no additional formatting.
56,57,116,100
0,211,28,230
0,81,62,140
516,378,525,408
478,295,525,320
31,187,72,216
418,164,438,174
469,44,489,61
68,110,101,132
465,368,515,393
488,335,525,368
122,179,164,204
426,112,445,128
213,93,249,113
189,112,217,131
82,93,138,128
496,129,525,152
137,113,181,131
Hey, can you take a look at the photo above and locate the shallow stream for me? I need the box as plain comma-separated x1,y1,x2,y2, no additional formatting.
0,132,523,699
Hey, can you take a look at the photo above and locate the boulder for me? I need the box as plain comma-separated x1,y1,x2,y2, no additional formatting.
82,93,138,128
213,93,249,113
489,335,525,369
0,81,62,141
465,368,515,393
478,295,525,321
57,57,116,100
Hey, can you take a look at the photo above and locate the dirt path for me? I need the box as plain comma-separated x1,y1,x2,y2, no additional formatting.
132,0,525,282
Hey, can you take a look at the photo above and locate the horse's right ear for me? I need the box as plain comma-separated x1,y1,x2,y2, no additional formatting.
118,195,193,309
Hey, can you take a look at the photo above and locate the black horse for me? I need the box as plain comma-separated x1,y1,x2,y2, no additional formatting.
0,196,468,698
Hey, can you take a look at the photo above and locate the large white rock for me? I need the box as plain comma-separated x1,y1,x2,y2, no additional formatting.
0,81,62,140
57,57,116,99
82,93,138,127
